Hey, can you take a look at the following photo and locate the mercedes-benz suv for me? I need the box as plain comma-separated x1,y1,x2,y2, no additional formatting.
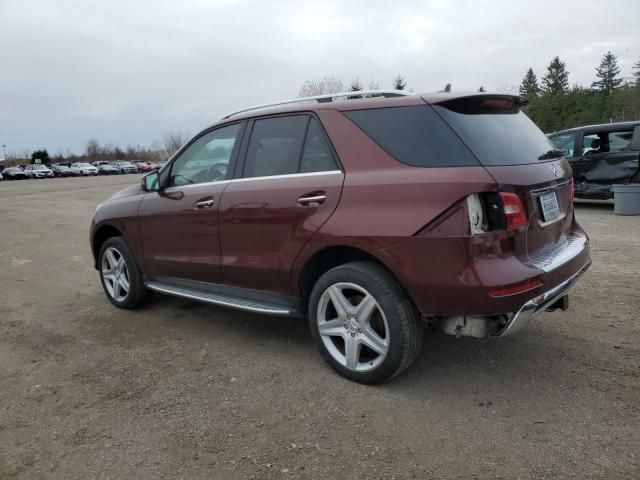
91,91,590,383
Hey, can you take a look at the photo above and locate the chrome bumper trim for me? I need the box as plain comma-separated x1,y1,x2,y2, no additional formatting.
525,234,587,273
495,260,591,337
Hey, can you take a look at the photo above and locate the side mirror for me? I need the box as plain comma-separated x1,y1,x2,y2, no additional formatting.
142,170,160,192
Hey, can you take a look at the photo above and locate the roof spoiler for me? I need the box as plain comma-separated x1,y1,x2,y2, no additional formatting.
428,93,529,110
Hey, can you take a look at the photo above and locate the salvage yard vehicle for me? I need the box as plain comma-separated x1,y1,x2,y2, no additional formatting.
91,90,591,384
98,163,120,175
24,164,54,178
2,167,28,180
548,121,640,199
70,162,99,176
135,161,153,173
112,160,138,174
50,164,74,177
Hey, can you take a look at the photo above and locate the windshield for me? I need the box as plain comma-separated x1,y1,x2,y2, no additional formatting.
33,164,47,170
433,99,555,166
77,163,92,167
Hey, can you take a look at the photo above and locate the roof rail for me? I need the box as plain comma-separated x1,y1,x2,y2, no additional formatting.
222,90,415,119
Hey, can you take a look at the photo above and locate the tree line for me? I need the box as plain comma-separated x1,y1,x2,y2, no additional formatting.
518,51,639,132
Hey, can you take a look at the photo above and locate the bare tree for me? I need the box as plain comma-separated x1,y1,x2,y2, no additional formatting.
162,131,190,158
298,77,345,97
85,139,100,161
367,78,380,90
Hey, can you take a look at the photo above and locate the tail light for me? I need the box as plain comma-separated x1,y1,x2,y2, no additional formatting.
498,192,528,229
466,191,528,234
488,278,543,297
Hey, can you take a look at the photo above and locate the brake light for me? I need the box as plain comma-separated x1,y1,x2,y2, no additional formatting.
498,192,527,229
488,278,543,297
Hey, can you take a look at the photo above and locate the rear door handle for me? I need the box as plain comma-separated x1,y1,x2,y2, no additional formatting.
297,192,326,206
194,197,215,209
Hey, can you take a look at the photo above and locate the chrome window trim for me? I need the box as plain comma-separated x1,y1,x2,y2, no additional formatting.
161,170,343,192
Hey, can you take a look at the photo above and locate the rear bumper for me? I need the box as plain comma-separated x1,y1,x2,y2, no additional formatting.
495,260,591,336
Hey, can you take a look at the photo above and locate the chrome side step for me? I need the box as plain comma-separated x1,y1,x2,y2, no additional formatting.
145,281,294,316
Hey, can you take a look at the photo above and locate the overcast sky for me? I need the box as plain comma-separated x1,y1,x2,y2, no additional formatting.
1,0,639,155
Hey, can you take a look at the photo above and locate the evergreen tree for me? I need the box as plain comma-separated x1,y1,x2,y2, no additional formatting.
30,149,50,164
631,59,640,84
541,56,569,95
477,86,485,92
519,68,540,98
591,51,623,94
392,74,406,90
350,78,363,91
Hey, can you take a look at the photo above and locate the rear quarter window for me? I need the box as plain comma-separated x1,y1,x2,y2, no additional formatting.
344,105,479,167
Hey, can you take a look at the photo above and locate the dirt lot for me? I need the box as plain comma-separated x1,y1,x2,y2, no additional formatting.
0,176,638,479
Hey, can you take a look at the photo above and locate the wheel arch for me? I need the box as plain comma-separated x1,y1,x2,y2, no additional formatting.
296,245,413,314
92,224,122,269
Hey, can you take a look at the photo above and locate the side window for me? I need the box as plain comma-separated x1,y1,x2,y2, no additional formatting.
169,123,241,187
243,116,308,178
300,117,338,173
549,132,576,157
581,129,633,155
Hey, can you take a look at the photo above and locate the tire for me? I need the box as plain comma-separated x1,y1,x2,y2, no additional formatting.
98,237,149,309
308,261,423,384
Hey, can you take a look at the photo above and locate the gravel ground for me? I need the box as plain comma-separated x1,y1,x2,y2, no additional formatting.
0,176,638,479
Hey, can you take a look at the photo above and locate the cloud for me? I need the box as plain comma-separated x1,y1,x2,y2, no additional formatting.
0,0,638,154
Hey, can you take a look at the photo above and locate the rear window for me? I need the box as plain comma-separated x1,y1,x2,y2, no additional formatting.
432,99,555,166
344,106,479,167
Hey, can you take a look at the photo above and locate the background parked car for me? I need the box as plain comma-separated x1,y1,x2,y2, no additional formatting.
135,161,153,173
24,164,54,179
548,121,640,199
50,164,74,177
97,163,120,175
2,167,28,180
111,160,138,174
70,162,99,176
0,172,3,181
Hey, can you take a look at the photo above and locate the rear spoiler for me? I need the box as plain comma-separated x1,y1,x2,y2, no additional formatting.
425,93,529,111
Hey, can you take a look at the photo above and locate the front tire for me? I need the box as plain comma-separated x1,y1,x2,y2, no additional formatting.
308,262,423,384
99,237,148,309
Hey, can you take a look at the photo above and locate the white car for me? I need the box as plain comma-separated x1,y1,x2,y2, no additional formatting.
70,162,99,176
24,164,54,178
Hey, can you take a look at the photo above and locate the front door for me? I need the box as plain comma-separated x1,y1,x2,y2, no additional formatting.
138,122,245,283
219,115,344,294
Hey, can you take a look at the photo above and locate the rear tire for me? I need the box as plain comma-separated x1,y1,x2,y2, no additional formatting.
308,261,423,384
99,237,149,309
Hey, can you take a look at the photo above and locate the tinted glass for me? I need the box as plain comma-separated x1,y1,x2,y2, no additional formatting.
344,105,479,167
300,118,338,173
433,103,554,166
243,116,308,178
549,132,576,157
170,123,241,187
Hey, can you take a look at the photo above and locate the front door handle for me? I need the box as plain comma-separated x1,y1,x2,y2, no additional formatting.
194,198,215,209
297,192,326,206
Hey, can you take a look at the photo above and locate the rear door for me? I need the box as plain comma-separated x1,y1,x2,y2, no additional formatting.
138,122,245,283
219,114,344,294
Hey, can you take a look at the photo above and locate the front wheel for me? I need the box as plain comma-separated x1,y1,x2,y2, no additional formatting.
308,262,423,384
99,237,148,309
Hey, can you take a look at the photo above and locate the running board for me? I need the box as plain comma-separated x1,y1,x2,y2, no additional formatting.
145,281,294,316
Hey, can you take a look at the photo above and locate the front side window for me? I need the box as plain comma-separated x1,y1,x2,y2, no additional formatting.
243,116,308,178
170,123,242,187
549,132,576,157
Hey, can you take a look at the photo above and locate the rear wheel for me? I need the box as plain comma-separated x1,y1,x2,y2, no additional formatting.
308,262,423,384
99,237,148,309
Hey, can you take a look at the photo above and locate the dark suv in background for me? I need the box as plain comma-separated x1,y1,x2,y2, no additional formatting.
91,91,590,383
549,121,640,199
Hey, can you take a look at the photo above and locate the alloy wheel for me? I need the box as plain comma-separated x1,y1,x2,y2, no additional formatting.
317,282,390,372
101,247,130,302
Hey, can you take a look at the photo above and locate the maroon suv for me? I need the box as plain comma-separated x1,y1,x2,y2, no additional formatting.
91,91,590,383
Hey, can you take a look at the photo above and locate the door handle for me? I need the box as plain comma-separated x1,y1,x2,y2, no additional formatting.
296,192,326,206
194,198,215,209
